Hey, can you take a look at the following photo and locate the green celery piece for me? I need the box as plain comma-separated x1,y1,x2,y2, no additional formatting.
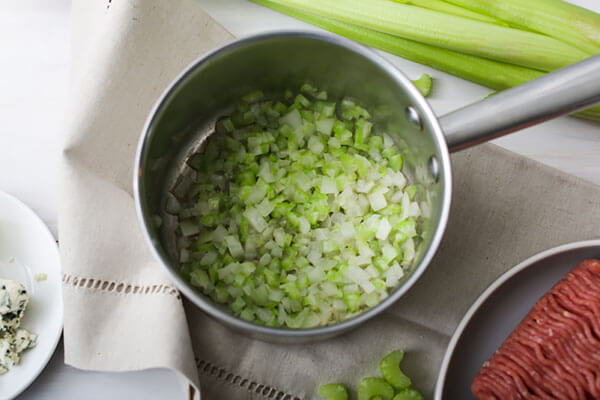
318,383,349,400
242,89,264,102
394,0,507,26
443,0,600,55
264,0,588,71
380,350,411,389
392,388,425,400
250,0,600,121
358,377,395,400
411,74,432,97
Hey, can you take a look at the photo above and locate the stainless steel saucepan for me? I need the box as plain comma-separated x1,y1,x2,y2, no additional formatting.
134,31,600,342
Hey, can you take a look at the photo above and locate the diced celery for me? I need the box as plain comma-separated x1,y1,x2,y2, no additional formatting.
343,291,361,312
230,297,246,312
389,154,403,172
175,85,421,328
411,73,432,97
224,235,244,259
295,94,311,107
316,118,335,135
375,217,392,240
190,270,211,290
180,220,201,236
243,208,267,232
368,191,387,211
239,307,255,322
320,177,338,194
242,90,264,103
280,109,303,131
308,135,326,154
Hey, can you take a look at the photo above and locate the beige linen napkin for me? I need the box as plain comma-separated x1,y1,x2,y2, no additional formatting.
60,0,232,397
61,1,600,399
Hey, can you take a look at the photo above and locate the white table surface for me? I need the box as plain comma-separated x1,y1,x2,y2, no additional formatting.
1,0,599,399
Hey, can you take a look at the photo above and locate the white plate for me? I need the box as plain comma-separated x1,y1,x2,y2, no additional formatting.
435,239,600,400
0,190,63,400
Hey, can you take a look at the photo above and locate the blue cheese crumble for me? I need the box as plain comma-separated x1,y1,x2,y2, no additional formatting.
0,279,37,374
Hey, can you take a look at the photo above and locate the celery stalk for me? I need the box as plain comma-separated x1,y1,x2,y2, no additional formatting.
265,0,589,71
250,0,600,120
393,0,507,26
444,0,600,55
251,0,543,89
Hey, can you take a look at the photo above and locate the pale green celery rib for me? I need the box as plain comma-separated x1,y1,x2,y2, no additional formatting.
265,0,589,72
391,0,507,26
250,0,600,120
443,0,600,55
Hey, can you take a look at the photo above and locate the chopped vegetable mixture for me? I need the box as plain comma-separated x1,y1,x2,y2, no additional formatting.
173,85,422,328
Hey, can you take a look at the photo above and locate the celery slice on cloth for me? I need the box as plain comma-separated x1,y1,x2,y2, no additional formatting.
392,388,425,400
358,377,395,400
318,383,349,400
380,350,411,390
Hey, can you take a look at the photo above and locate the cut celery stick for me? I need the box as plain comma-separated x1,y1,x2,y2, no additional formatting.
358,377,395,400
380,350,411,389
444,0,600,55
264,0,588,71
411,74,432,97
318,383,349,400
392,388,425,400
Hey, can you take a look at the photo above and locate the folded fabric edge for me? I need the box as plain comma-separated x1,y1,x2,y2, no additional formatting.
61,282,200,389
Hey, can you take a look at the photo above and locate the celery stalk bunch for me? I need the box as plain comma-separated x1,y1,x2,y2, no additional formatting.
250,0,600,120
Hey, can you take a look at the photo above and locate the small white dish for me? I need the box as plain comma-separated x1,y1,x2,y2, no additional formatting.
0,190,63,400
434,239,600,399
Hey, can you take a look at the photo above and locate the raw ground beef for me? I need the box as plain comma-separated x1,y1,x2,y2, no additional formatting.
472,259,600,400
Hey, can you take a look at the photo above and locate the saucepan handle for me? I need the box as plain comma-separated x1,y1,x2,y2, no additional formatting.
440,54,600,152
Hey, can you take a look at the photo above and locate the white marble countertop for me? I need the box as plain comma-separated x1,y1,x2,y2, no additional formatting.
1,0,598,398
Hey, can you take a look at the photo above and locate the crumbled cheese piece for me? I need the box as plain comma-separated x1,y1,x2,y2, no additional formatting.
0,279,28,332
34,273,47,282
0,279,37,374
